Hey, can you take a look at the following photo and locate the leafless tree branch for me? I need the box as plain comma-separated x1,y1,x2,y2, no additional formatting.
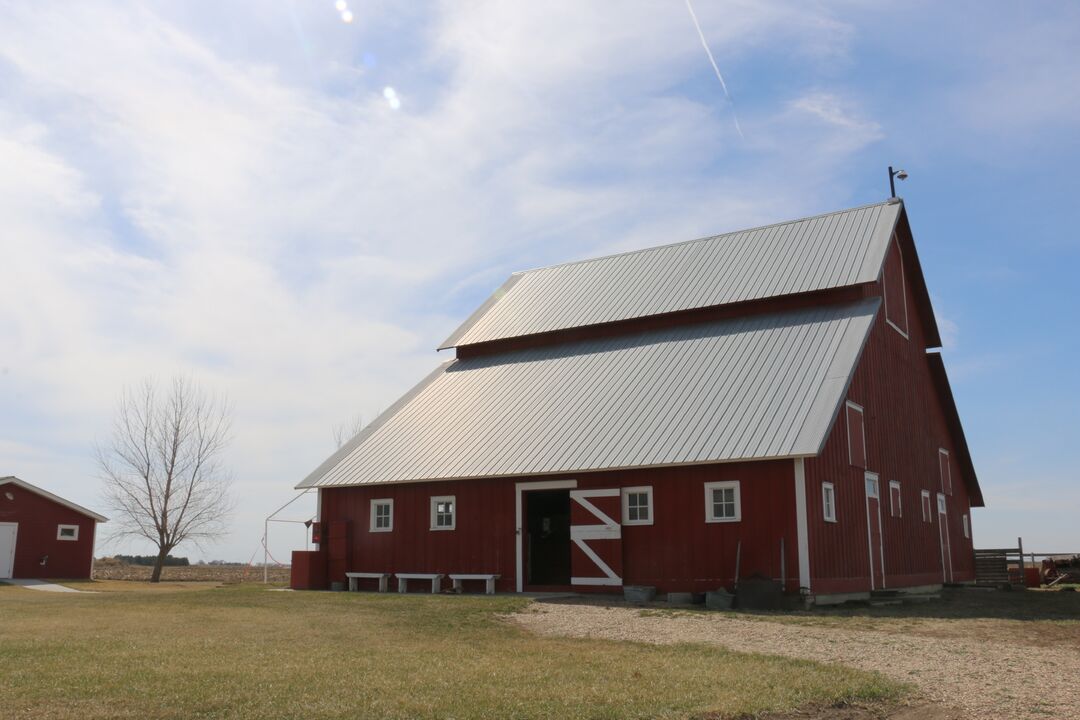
332,413,365,449
97,376,234,582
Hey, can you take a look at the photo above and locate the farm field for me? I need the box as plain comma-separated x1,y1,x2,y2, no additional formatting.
92,560,291,583
0,581,901,720
516,588,1080,720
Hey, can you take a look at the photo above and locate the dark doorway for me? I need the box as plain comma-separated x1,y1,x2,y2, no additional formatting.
525,489,571,587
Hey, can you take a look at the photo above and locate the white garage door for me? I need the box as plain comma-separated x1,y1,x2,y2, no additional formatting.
0,523,17,579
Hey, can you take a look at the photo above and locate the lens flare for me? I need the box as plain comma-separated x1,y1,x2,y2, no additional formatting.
383,86,401,110
341,9,354,23
335,0,346,10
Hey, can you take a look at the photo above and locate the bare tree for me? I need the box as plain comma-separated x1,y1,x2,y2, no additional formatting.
97,376,234,582
332,413,365,449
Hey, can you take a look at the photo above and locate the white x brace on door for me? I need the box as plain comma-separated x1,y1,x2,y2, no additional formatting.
569,488,622,586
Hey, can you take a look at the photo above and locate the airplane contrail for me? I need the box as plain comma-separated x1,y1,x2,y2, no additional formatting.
684,0,746,141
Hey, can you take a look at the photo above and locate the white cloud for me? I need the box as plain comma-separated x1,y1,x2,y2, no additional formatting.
785,91,884,155
0,0,887,560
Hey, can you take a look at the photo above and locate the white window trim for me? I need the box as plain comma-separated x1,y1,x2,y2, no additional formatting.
369,498,393,533
889,480,902,518
962,514,970,539
621,486,654,526
846,401,866,467
57,524,79,541
704,481,741,523
822,482,837,523
883,233,910,339
430,495,456,531
938,448,953,496
921,490,932,523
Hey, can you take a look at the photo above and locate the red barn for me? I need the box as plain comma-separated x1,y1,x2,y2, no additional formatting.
292,199,982,604
0,476,108,580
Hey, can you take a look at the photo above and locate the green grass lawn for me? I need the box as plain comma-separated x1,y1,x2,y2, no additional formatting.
0,582,901,719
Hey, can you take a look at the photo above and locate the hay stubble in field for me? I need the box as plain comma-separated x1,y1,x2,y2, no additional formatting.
0,581,899,720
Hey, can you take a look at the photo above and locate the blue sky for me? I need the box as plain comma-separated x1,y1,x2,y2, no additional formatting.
1,1,1077,562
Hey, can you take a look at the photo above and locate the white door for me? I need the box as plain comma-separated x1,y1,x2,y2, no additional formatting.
937,494,953,583
0,523,17,579
864,473,885,590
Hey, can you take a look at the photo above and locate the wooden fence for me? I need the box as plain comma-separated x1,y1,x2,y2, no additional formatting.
974,537,1080,587
974,537,1025,587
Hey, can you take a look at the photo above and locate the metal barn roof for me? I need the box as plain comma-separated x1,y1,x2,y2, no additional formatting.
440,200,901,349
299,298,879,489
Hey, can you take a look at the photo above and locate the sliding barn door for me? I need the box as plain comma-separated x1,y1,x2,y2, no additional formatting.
569,489,622,587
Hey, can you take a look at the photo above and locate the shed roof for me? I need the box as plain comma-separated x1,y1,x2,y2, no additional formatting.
440,200,902,349
299,298,879,489
0,476,108,522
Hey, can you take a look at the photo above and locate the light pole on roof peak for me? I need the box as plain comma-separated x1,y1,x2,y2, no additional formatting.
888,166,908,199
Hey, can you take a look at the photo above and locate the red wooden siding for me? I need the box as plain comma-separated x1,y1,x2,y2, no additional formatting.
0,484,97,579
804,239,976,595
318,460,798,594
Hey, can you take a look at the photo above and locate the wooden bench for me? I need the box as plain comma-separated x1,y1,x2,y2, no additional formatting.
345,572,391,593
449,574,500,595
395,573,444,594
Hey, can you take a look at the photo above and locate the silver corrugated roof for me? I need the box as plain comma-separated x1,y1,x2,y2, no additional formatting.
440,200,901,349
298,298,879,489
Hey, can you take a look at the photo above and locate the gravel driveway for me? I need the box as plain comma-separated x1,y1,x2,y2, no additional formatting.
511,599,1080,720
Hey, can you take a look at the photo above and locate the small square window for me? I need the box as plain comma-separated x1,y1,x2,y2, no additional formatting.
921,490,932,523
822,483,837,523
57,524,79,541
430,495,456,531
704,481,740,523
889,481,902,518
622,486,653,526
370,499,393,532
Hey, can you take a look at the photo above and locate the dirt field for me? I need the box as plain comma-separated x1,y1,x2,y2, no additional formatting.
92,561,290,583
511,588,1080,720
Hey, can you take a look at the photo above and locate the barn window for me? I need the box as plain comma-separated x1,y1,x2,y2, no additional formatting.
846,401,866,468
883,233,909,338
822,483,837,523
704,481,741,523
889,481,902,518
962,514,970,539
370,499,393,532
938,448,953,496
622,486,653,526
921,490,932,523
57,524,79,541
430,495,456,531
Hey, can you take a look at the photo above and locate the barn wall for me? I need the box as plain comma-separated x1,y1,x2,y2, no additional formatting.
0,485,98,579
318,459,797,593
805,234,976,594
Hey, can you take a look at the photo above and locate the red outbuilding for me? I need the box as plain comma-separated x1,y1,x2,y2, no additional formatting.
0,476,108,580
292,199,983,604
